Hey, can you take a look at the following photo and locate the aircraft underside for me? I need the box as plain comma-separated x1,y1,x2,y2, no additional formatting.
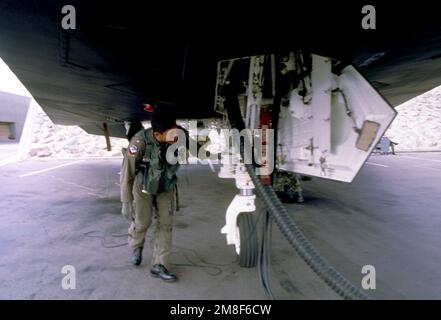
0,1,440,139
1,0,441,300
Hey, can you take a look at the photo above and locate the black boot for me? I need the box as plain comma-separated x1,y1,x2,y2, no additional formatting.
150,264,178,282
132,247,143,266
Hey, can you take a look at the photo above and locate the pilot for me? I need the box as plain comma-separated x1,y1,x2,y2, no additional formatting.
120,109,203,282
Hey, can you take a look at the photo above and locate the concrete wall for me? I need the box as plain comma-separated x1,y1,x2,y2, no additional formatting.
0,90,31,142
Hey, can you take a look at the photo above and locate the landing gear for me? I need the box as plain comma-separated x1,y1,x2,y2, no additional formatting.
237,212,258,268
220,163,258,268
217,56,268,269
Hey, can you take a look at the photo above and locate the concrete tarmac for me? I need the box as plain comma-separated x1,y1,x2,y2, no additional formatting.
0,152,440,299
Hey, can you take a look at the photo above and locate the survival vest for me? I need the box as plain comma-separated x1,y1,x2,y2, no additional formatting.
140,128,180,195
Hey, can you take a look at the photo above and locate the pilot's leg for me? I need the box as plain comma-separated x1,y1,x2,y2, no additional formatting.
128,179,154,265
150,188,177,281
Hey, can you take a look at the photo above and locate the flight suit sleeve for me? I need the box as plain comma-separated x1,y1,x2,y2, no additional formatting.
120,134,145,203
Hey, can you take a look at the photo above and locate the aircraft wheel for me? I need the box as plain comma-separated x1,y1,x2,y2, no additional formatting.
237,212,258,268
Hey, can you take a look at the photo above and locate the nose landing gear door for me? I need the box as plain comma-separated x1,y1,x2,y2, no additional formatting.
277,54,396,183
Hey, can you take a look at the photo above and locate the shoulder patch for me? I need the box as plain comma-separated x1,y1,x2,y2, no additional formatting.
128,144,138,156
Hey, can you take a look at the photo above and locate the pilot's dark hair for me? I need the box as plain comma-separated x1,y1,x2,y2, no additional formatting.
151,109,177,133
126,121,143,141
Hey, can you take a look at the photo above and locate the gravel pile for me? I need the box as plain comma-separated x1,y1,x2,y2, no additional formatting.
29,106,128,158
386,85,441,152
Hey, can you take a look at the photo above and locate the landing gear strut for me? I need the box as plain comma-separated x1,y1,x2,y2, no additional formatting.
220,163,258,268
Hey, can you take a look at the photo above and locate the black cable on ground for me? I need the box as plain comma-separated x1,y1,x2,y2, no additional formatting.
83,231,128,248
257,210,275,300
172,245,236,276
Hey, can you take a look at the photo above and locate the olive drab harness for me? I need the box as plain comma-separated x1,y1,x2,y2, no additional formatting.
139,128,180,195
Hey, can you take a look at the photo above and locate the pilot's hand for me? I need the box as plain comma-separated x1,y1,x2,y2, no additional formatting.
121,202,134,221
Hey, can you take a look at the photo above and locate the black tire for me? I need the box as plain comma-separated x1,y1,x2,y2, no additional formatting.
237,212,258,268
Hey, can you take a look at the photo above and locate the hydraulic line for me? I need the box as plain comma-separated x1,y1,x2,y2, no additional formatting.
223,84,369,300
